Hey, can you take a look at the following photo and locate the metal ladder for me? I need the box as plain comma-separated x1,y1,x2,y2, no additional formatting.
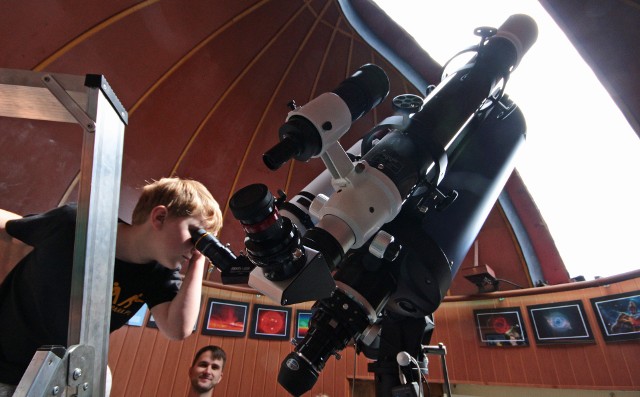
0,69,128,397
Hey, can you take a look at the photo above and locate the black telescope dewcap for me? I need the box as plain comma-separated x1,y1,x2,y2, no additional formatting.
278,352,318,396
263,63,390,171
229,183,274,225
332,63,389,121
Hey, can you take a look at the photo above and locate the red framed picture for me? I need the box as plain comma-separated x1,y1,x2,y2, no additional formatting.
202,298,249,337
474,307,528,347
249,304,292,340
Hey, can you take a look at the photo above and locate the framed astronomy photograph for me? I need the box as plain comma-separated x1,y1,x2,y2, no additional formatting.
474,307,528,347
127,304,148,327
249,304,292,340
295,310,313,340
202,298,249,337
146,310,158,329
527,300,594,345
590,291,640,342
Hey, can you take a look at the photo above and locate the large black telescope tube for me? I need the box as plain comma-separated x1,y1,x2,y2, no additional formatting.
277,14,538,396
361,14,537,196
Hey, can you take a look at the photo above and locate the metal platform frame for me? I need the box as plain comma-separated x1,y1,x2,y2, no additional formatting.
0,68,128,396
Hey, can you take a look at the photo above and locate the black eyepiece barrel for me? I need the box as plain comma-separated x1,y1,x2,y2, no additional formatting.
263,64,390,170
190,228,237,272
263,137,300,171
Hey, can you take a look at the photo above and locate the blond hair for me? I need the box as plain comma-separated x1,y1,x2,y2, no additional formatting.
131,177,223,234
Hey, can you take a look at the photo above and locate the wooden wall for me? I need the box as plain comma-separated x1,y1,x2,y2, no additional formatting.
107,275,640,396
108,285,373,397
424,276,640,392
1,235,638,395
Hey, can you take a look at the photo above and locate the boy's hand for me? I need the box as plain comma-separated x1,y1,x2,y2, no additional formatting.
186,249,205,272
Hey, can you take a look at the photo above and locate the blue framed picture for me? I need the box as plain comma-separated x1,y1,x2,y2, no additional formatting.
527,300,594,344
146,312,158,328
295,310,313,340
127,304,148,327
591,291,640,342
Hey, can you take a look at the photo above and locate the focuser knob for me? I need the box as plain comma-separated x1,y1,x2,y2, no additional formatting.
369,230,401,261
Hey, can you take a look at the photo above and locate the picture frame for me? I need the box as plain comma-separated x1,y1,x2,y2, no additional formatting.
249,304,292,340
146,312,158,328
294,310,313,340
202,298,249,337
526,300,594,345
590,291,640,342
474,307,528,346
127,304,148,327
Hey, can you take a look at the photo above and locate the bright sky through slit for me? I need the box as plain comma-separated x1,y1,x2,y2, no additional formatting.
373,0,640,281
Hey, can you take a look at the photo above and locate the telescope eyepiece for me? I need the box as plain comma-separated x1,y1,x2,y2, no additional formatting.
190,227,237,272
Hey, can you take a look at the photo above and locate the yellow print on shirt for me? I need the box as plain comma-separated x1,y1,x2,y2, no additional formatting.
112,282,144,315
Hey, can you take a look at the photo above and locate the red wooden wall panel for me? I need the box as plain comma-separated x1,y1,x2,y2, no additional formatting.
107,284,377,396
426,277,640,391
104,276,640,396
0,227,637,395
2,0,637,395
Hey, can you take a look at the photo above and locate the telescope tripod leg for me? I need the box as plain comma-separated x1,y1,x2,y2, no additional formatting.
366,314,433,397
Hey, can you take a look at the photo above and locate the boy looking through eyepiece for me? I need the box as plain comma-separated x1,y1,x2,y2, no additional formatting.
0,177,223,392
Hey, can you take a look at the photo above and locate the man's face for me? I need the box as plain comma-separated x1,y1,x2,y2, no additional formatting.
189,351,224,393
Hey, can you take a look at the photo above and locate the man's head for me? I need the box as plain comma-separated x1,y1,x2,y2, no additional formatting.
189,345,226,393
132,177,223,234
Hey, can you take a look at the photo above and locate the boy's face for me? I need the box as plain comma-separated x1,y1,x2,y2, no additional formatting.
189,351,224,392
153,207,205,269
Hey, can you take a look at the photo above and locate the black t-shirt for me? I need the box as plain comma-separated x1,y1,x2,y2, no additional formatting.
0,204,181,384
